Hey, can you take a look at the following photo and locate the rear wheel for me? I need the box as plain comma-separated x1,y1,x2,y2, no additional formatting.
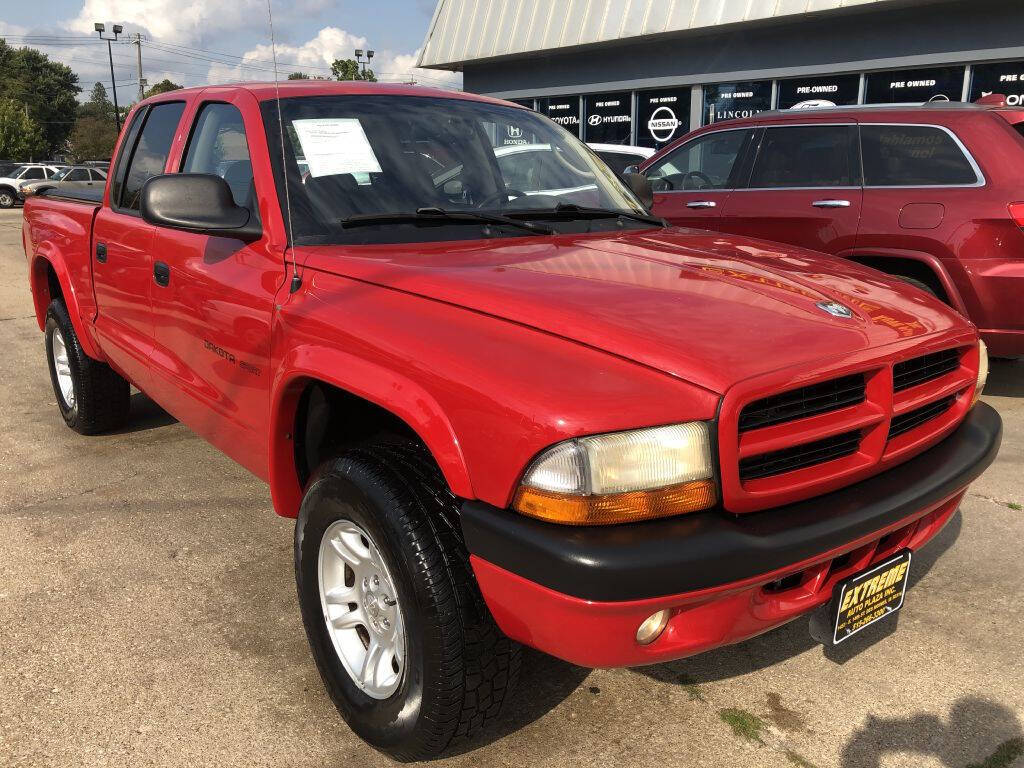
44,300,130,434
0,187,16,209
295,441,520,760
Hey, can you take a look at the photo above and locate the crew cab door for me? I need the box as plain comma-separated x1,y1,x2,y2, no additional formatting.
717,124,863,254
92,100,186,389
644,128,756,231
145,96,279,478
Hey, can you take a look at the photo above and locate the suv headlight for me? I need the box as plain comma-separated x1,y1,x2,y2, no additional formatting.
971,339,989,407
513,422,717,525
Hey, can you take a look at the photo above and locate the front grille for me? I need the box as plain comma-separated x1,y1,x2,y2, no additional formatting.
738,374,866,433
893,348,960,392
739,430,861,482
888,395,956,439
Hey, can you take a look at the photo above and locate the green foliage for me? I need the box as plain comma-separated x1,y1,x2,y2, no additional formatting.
78,82,114,121
68,115,117,162
0,39,80,156
287,72,311,80
0,97,47,161
144,79,182,98
966,738,1024,768
330,58,376,82
719,707,766,745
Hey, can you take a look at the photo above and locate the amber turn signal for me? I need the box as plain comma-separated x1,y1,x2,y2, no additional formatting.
513,479,717,526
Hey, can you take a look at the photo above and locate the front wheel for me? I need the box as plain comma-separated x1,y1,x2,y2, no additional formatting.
295,442,520,760
0,187,16,208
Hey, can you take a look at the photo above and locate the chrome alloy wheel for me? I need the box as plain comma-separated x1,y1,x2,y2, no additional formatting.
318,519,406,699
51,328,75,410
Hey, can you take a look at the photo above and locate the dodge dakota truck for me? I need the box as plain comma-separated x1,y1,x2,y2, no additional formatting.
22,82,1001,760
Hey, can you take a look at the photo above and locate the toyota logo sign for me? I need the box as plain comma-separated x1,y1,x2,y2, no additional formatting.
647,106,680,143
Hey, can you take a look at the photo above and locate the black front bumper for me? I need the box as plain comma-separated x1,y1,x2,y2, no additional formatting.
461,402,1002,602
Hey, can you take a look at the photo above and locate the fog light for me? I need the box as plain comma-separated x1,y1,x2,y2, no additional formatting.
636,609,671,645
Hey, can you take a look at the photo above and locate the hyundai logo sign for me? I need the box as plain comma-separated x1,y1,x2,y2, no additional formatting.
588,114,603,126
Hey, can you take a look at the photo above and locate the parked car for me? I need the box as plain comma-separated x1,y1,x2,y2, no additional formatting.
636,102,1024,357
586,142,655,177
19,165,108,199
22,83,1000,759
0,163,63,208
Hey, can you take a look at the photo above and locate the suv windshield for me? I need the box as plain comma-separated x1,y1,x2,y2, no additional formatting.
261,95,648,244
0,163,22,178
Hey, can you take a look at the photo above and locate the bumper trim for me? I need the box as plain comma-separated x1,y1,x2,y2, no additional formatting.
461,402,1001,602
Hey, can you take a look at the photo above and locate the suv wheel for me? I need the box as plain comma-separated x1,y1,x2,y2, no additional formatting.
0,188,15,209
295,442,520,760
44,300,130,434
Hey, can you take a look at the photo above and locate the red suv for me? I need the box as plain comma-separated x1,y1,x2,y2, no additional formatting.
638,103,1024,357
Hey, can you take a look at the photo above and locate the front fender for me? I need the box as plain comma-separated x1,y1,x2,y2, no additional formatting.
268,344,473,518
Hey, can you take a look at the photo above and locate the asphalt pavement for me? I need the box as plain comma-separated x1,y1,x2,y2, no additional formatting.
0,206,1021,768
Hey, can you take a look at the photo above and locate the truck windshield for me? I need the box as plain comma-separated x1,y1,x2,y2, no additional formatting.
261,94,649,244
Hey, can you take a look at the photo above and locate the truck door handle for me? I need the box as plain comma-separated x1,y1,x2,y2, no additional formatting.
153,261,170,287
95,242,107,263
812,199,851,208
686,200,717,209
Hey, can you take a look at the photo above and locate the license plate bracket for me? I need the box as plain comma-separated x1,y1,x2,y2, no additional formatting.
830,550,911,645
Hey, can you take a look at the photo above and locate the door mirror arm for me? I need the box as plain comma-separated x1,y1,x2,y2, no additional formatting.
141,173,262,241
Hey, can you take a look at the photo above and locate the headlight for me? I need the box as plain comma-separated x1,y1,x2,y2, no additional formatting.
971,339,989,407
513,422,717,525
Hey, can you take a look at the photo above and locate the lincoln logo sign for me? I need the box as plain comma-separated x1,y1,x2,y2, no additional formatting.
647,106,680,143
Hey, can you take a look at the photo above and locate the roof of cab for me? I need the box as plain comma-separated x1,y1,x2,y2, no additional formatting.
140,80,521,110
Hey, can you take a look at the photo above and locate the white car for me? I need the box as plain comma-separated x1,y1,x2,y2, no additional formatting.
0,164,64,208
586,143,655,177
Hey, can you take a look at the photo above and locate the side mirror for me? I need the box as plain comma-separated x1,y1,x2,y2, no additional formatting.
141,174,261,241
623,169,654,210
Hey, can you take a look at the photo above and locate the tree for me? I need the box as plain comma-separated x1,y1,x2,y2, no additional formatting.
79,81,114,121
330,58,376,82
0,97,47,161
67,115,117,162
287,72,310,80
0,40,80,157
144,79,182,98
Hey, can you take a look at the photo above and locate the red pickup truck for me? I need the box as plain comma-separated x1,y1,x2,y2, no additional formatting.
22,82,1001,759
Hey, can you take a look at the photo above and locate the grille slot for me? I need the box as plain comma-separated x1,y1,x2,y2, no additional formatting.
738,374,866,433
893,348,960,392
888,395,956,440
739,430,862,482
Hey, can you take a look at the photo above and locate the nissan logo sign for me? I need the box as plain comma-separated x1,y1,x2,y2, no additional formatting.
588,114,603,126
647,106,680,143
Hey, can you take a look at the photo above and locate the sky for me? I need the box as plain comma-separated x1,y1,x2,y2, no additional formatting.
0,0,460,104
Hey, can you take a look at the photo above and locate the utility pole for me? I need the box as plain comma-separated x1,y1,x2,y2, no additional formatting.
132,33,146,101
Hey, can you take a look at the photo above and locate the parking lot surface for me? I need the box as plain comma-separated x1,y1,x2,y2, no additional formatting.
1,206,1022,768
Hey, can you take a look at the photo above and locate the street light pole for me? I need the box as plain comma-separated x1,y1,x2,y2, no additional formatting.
95,23,124,134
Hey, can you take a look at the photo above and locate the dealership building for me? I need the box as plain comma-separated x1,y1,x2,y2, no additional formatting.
418,0,1024,149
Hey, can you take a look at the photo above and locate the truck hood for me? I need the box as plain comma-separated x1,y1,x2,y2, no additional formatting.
302,228,967,394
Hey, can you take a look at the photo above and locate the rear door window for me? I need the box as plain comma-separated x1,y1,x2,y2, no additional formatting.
860,125,979,186
117,101,186,212
21,167,45,180
645,129,754,191
748,125,858,188
66,168,90,182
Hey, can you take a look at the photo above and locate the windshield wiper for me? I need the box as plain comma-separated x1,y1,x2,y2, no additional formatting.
341,208,552,235
515,203,666,228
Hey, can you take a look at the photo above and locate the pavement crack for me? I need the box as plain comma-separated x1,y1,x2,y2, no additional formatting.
8,472,142,514
968,492,1022,511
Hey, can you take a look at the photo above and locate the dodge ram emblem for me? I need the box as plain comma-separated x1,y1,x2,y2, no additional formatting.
816,301,854,319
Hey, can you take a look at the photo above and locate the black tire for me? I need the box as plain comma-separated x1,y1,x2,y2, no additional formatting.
44,299,130,434
894,274,939,299
295,441,520,761
0,187,16,209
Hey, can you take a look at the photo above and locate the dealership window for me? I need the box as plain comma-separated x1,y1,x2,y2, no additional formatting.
537,96,581,138
864,66,965,104
748,126,858,188
583,92,632,145
970,61,1024,106
777,74,860,110
645,129,755,191
509,98,536,110
495,146,592,193
636,88,691,149
860,125,978,186
702,82,771,125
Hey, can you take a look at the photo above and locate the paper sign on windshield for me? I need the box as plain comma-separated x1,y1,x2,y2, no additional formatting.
292,118,382,178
